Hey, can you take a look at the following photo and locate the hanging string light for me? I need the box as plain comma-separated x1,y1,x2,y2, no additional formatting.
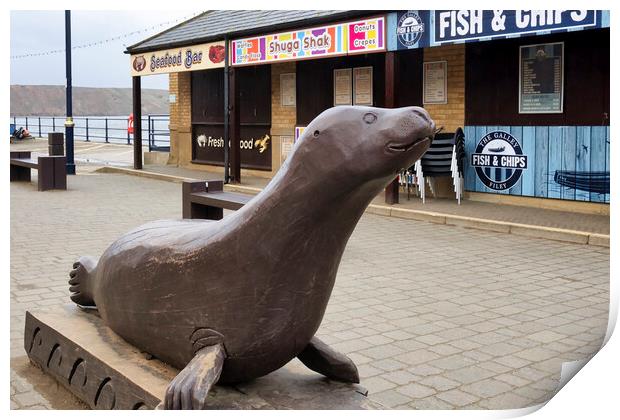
10,10,204,60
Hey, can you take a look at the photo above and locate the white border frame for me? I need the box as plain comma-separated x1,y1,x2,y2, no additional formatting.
353,66,373,106
518,41,565,114
423,60,448,105
280,73,296,107
333,68,353,106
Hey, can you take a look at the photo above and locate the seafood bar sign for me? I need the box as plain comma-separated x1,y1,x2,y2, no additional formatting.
232,17,385,65
130,41,226,76
389,10,608,50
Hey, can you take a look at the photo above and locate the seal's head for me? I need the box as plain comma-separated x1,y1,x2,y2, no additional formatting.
291,106,435,192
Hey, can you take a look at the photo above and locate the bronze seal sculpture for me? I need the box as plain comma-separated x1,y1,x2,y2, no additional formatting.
68,105,435,409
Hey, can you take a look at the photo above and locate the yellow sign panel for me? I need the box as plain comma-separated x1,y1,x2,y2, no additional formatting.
130,41,226,76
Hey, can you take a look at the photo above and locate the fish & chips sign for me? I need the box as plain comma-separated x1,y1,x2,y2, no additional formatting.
390,10,606,50
471,131,528,191
130,41,226,76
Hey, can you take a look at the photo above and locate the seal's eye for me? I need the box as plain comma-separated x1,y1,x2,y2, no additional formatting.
313,130,320,138
363,113,377,124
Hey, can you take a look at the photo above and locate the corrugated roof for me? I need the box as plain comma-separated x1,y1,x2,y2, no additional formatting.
126,10,370,53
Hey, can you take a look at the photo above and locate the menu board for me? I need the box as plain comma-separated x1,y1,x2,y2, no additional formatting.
280,73,296,107
423,61,447,104
353,67,373,106
334,68,353,106
519,42,564,113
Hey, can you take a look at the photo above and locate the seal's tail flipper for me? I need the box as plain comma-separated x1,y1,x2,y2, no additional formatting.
163,343,226,409
69,256,98,306
298,336,360,383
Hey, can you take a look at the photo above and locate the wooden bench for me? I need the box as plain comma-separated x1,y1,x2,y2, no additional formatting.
10,151,67,191
182,180,253,220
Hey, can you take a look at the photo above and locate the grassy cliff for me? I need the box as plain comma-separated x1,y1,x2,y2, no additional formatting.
10,85,169,116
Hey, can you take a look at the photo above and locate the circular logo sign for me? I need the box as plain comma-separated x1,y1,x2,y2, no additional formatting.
397,12,425,48
471,131,528,191
132,55,146,72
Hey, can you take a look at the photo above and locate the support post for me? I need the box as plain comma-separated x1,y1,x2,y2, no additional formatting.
64,10,76,175
223,36,230,184
384,51,399,205
229,67,241,183
132,76,142,169
147,115,152,152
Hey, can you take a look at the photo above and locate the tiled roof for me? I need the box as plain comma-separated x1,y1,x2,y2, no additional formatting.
127,10,370,53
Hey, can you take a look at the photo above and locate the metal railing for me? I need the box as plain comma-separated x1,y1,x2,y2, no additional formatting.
10,115,170,152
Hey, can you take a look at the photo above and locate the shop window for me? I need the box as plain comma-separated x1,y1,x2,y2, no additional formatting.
296,54,385,126
190,65,272,170
465,28,609,126
191,68,225,124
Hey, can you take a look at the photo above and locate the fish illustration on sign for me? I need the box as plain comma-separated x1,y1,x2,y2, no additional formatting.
488,146,505,153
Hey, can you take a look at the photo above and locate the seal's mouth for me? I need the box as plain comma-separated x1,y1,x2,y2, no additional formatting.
386,136,432,153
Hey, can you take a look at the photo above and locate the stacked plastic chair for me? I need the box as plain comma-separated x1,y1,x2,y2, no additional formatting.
408,128,465,204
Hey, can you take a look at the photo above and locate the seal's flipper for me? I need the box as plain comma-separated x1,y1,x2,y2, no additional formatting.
298,336,359,383
164,343,225,409
69,256,98,306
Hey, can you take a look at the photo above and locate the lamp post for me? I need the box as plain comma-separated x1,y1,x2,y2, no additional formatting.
64,10,76,175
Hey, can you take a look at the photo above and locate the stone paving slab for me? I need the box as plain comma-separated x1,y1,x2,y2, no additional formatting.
10,171,609,409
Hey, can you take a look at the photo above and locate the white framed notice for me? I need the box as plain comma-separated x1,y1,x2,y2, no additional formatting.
519,42,564,114
423,61,448,105
280,136,294,164
280,73,296,107
353,66,373,106
333,68,352,106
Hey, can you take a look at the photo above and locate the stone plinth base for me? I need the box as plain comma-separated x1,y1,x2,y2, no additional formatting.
143,151,170,165
25,305,377,410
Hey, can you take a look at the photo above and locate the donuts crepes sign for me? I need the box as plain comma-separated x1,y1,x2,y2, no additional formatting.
130,41,226,76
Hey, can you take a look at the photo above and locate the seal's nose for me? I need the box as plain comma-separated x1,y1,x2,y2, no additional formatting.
409,107,436,137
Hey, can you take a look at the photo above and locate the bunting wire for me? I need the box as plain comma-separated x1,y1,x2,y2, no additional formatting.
10,10,204,60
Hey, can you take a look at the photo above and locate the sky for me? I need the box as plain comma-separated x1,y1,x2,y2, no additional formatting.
10,10,202,90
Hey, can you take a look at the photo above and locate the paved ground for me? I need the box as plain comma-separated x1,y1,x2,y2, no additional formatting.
10,169,609,409
10,139,610,234
108,164,612,235
10,137,146,168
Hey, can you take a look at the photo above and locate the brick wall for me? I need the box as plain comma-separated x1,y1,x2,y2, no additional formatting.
422,44,465,132
169,72,192,164
270,62,297,172
420,45,465,198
